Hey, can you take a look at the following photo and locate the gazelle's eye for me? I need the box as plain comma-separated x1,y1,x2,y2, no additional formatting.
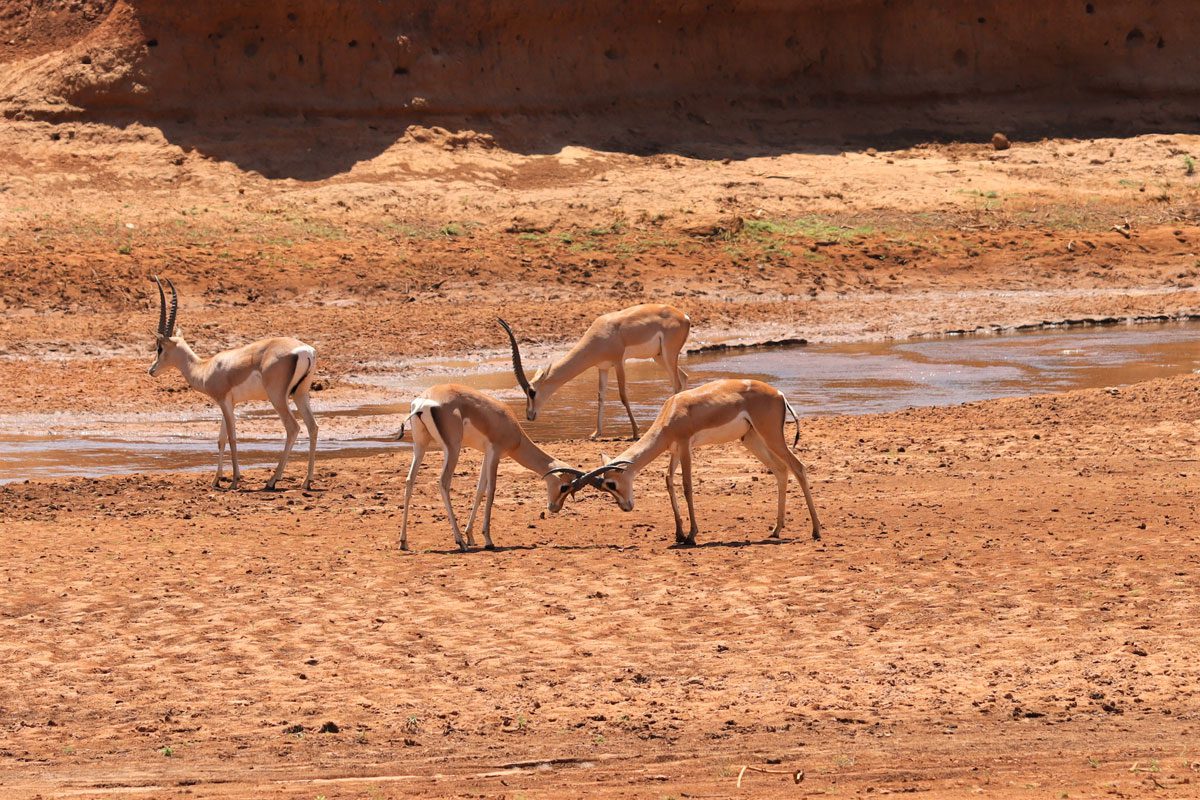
529,389,536,398
560,484,569,492
605,480,617,490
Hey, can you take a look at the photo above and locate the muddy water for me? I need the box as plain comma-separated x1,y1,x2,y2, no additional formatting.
3,321,1199,483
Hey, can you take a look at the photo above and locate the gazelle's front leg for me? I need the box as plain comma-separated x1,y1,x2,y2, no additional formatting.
464,447,494,548
590,368,609,440
219,399,241,490
665,450,685,543
477,447,501,550
678,443,699,545
614,359,639,439
214,417,228,488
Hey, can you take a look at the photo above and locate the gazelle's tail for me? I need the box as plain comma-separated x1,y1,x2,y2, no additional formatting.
782,395,801,449
288,347,316,397
398,397,442,442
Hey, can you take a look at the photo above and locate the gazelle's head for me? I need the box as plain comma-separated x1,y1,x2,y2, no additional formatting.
541,464,586,514
498,318,553,421
574,456,635,512
148,275,185,377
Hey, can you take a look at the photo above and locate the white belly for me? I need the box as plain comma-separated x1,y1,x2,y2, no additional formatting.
230,371,267,403
461,419,490,452
597,333,664,369
691,412,751,448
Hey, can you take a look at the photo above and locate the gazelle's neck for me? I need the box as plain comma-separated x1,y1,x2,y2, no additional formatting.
614,426,672,475
543,340,598,389
172,342,208,392
510,434,562,476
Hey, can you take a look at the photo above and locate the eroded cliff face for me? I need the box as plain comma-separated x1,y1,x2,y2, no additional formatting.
2,1,1196,123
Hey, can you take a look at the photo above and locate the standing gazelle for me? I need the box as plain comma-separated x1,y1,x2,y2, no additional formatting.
573,379,821,545
398,384,584,551
499,304,690,439
147,276,319,490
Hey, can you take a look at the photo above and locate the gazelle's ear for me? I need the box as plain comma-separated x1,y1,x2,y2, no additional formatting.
600,452,612,464
172,325,183,338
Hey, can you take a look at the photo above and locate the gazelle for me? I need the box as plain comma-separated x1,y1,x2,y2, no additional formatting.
499,304,690,439
398,383,584,551
147,276,319,491
573,379,821,545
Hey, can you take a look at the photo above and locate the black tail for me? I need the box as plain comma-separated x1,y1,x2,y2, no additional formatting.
288,351,314,397
783,395,801,448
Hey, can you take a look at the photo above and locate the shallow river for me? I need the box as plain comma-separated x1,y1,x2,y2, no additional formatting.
2,321,1198,483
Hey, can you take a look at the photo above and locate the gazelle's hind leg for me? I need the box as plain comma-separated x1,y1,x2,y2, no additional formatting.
665,450,686,543
657,339,688,393
265,388,300,490
754,410,821,540
214,417,228,487
293,387,319,490
742,429,790,537
400,437,427,551
678,444,699,545
429,407,468,551
591,368,609,440
614,359,639,439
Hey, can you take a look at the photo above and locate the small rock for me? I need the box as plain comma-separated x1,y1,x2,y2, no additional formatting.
681,215,743,238
319,721,340,733
991,132,1011,151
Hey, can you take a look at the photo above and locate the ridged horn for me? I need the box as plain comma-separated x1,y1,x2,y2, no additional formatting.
542,467,584,479
164,277,179,335
497,317,532,397
153,275,167,336
572,460,633,490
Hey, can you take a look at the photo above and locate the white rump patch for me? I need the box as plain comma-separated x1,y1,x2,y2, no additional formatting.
408,397,445,446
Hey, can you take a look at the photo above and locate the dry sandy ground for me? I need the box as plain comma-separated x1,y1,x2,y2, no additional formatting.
2,375,1199,799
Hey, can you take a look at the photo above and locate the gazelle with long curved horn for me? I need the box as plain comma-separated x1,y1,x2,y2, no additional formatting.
499,304,690,439
397,383,583,551
148,276,319,490
573,379,821,545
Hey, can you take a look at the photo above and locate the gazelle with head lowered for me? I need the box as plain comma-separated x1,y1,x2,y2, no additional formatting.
573,379,821,545
148,276,319,490
398,383,584,551
499,304,690,439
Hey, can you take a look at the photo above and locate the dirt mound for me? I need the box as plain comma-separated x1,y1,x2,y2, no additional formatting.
2,0,1198,127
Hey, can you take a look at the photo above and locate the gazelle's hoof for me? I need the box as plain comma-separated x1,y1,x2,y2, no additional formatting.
769,530,783,539
812,529,822,541
399,542,409,551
